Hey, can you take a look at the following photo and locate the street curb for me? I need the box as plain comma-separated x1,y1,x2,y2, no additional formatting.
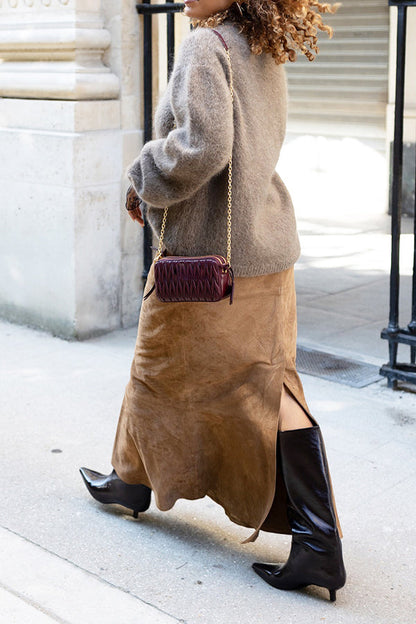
0,526,180,624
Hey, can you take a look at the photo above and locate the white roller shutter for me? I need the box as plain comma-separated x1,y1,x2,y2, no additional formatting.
285,0,390,139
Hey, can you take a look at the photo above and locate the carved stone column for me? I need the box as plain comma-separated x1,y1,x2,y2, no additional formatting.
0,0,119,99
0,1,143,338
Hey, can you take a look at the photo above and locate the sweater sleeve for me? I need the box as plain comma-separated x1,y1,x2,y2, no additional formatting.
126,29,234,208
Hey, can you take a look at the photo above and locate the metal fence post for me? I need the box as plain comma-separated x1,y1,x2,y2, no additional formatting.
380,1,416,387
136,2,186,289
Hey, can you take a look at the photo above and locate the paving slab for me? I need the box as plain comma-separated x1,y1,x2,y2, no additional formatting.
0,587,58,624
0,526,179,624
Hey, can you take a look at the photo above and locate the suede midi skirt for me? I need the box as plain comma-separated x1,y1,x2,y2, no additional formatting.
111,260,321,543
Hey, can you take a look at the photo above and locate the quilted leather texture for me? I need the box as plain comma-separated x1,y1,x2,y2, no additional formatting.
154,255,233,303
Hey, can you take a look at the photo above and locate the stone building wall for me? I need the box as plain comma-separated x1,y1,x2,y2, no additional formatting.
0,0,144,339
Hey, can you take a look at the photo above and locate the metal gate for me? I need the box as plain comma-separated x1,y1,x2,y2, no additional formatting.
285,0,390,139
380,0,416,388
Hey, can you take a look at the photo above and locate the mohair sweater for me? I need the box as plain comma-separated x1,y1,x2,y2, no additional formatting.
126,19,300,277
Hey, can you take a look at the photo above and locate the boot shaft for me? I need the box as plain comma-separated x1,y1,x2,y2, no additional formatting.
279,426,340,550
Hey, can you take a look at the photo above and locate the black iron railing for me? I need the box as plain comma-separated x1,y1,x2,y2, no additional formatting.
380,0,416,387
135,2,187,286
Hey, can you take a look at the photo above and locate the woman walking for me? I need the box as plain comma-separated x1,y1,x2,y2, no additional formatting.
80,0,346,601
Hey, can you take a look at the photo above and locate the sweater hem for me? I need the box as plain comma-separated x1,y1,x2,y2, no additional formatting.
232,254,300,278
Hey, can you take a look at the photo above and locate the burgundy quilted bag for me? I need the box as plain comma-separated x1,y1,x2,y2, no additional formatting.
146,254,234,304
143,30,235,306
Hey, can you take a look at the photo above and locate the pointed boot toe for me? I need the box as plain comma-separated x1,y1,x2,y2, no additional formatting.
252,562,278,577
79,466,151,517
252,562,284,588
79,467,106,481
79,467,115,503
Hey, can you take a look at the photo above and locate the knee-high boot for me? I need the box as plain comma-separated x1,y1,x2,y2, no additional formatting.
252,425,346,601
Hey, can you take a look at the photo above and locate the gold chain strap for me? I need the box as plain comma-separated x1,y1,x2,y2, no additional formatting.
155,45,234,264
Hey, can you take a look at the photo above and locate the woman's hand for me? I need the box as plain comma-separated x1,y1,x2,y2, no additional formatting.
125,185,145,227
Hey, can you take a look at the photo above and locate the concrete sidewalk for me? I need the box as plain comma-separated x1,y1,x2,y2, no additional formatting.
0,526,177,624
1,317,416,623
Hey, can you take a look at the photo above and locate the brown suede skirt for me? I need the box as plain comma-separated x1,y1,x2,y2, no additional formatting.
111,260,335,543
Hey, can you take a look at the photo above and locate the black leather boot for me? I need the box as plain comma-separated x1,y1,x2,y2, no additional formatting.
79,467,151,518
252,426,346,601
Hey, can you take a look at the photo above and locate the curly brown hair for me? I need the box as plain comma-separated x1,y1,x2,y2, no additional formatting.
190,1,341,64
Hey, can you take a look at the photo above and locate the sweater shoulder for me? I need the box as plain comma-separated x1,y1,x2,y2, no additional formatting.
170,26,234,89
176,26,225,62
176,23,249,63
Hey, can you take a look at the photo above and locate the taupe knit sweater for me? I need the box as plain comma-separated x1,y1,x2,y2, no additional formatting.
126,19,300,277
